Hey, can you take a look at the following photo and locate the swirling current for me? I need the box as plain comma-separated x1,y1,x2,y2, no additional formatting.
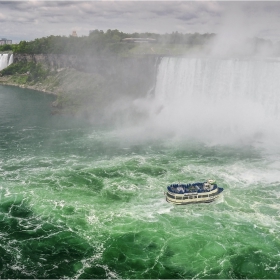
1,57,280,279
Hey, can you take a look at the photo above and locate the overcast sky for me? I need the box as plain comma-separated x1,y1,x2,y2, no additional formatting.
1,1,280,43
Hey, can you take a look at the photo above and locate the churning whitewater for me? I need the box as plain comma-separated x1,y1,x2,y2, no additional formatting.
0,56,280,279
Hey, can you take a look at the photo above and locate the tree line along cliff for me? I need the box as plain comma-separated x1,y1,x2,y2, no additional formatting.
0,29,216,55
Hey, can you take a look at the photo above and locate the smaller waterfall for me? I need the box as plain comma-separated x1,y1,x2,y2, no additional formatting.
0,53,13,71
8,53,13,66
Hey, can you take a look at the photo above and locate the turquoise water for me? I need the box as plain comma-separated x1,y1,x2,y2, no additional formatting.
0,84,280,278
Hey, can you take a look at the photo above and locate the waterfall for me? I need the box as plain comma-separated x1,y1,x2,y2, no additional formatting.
147,57,280,147
0,53,13,71
8,53,13,66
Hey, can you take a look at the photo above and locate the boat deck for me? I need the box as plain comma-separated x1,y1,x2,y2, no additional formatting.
167,182,217,194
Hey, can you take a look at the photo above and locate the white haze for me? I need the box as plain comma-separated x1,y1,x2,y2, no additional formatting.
115,55,280,153
208,2,279,58
110,2,280,152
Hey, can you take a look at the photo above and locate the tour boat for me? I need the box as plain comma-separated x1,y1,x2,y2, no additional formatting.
165,179,223,204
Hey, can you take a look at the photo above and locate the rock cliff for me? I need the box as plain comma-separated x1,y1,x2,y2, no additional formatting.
8,54,161,122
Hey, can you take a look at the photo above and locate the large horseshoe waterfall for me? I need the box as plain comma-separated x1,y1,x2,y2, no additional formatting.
149,57,280,149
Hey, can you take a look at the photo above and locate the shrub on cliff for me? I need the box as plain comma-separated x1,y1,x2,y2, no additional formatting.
0,62,31,75
0,61,49,84
27,63,49,82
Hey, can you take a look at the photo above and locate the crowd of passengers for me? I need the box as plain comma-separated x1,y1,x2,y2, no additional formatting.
168,183,216,194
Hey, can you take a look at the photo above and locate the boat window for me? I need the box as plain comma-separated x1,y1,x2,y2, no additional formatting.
167,193,175,199
202,194,209,198
198,195,202,198
183,196,189,200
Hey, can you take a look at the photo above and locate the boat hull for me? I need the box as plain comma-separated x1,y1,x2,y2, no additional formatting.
165,187,223,205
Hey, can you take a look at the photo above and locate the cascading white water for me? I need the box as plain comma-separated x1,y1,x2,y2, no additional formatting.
0,53,13,71
8,53,13,66
148,57,280,147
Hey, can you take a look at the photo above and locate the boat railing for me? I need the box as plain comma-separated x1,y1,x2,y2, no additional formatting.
167,184,218,194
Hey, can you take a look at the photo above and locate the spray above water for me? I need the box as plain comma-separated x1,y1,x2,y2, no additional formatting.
132,57,280,149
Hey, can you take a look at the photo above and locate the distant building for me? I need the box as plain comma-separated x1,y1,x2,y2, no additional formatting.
122,38,156,43
0,38,12,45
71,31,77,37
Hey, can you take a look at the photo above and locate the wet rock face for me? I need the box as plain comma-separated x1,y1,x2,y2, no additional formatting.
13,53,159,99
13,53,159,74
13,54,79,70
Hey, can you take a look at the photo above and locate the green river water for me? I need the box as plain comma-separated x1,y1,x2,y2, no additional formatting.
0,83,280,279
